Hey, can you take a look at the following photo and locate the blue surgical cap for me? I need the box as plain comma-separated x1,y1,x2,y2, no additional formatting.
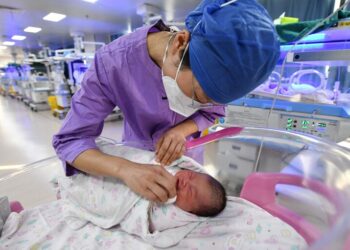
186,0,280,104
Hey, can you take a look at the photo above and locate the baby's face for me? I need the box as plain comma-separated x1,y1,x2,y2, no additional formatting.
174,170,212,213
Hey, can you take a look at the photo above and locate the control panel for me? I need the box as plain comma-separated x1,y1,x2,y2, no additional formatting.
280,115,339,140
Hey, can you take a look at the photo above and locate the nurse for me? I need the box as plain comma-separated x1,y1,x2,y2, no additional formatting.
53,0,280,203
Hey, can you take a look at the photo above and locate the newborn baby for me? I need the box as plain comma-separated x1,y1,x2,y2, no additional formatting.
174,169,226,217
148,168,227,234
60,158,227,247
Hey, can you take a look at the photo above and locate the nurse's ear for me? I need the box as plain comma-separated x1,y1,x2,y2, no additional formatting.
169,30,191,63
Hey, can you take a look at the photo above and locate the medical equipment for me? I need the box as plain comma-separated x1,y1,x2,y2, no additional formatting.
53,33,105,62
49,59,86,119
31,78,51,103
255,69,330,101
28,73,53,112
7,66,20,98
0,65,21,98
196,127,350,248
50,48,112,120
14,65,30,101
0,69,10,96
289,69,326,94
226,22,350,143
50,61,72,119
11,60,55,111
0,128,349,249
72,63,88,91
55,86,71,109
224,98,350,142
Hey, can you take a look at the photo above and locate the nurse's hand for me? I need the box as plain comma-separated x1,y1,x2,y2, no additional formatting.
120,162,177,203
155,127,186,166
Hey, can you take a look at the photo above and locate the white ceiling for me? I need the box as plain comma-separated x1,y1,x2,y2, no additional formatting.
0,0,200,55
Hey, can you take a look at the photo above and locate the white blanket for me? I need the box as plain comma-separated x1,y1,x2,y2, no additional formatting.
0,145,308,249
59,146,207,248
0,197,307,249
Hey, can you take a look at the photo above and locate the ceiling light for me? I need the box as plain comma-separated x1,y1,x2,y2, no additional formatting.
24,26,42,33
82,0,98,3
11,35,26,41
0,45,7,50
3,41,15,46
43,12,66,22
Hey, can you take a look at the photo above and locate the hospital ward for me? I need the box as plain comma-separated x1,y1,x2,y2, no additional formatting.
1,0,350,249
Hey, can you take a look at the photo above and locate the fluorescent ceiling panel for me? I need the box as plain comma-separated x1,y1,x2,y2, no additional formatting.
43,12,66,22
11,35,26,41
24,26,42,33
3,41,15,46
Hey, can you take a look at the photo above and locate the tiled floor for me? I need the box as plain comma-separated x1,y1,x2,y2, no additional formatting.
0,95,123,176
0,95,123,207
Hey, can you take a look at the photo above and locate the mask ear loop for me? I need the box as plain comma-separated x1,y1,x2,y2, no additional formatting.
162,33,177,76
175,42,189,81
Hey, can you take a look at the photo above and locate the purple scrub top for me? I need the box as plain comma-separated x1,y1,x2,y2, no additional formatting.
52,20,225,176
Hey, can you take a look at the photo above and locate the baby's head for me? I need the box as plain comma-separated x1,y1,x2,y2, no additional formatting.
174,170,226,217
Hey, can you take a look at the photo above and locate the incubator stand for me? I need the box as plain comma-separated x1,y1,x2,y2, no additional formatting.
1,128,349,249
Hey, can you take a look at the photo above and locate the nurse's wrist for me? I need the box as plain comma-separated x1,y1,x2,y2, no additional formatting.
171,125,186,136
173,119,199,137
111,157,134,181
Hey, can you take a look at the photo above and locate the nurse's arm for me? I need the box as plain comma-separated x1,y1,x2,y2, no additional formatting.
156,119,197,165
52,50,117,177
52,51,176,202
156,106,225,165
190,106,225,133
72,149,177,203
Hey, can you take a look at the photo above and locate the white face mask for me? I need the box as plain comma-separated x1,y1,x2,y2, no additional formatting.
161,34,202,117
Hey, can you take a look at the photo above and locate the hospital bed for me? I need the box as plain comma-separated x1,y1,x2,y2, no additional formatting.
0,128,349,249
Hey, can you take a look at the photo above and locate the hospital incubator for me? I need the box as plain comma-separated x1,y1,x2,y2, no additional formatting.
1,128,349,249
0,65,21,98
49,58,88,119
27,73,53,112
15,65,31,101
10,60,55,111
0,69,11,96
51,62,71,109
225,13,350,143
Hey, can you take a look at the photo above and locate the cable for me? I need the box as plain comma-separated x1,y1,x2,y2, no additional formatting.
254,0,350,171
269,0,350,123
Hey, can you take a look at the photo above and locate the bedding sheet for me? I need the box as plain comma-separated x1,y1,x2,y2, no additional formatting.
0,145,307,249
0,196,307,249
